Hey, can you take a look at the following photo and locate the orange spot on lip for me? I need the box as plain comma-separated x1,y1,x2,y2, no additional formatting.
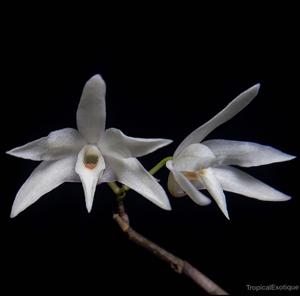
85,163,97,170
183,170,204,180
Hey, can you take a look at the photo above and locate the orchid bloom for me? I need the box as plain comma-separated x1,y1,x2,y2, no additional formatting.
7,75,172,218
166,84,295,219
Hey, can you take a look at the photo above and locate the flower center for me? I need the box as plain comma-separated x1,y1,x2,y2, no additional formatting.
84,147,100,170
183,169,205,181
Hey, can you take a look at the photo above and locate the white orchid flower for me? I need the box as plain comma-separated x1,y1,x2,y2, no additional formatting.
7,75,172,217
167,84,295,219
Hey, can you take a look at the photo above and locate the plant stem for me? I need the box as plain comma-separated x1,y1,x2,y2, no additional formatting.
148,156,172,175
107,182,123,196
113,201,228,295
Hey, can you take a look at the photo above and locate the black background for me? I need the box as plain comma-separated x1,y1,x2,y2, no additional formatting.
1,6,299,295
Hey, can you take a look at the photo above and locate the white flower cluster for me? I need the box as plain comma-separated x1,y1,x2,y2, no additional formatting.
7,75,294,219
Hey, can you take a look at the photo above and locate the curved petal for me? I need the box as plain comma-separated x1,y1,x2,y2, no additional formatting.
203,139,295,167
174,84,260,156
199,168,229,219
173,143,216,171
212,166,292,201
166,160,211,206
10,156,77,218
106,155,171,210
191,179,205,190
76,75,106,144
100,128,172,158
6,128,85,161
75,145,105,212
167,172,186,197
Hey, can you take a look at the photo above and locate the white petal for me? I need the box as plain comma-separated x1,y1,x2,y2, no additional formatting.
166,160,211,206
174,84,260,156
106,155,171,210
6,128,85,161
173,143,216,171
76,75,106,144
98,166,117,184
10,156,77,218
167,172,186,197
75,145,105,212
100,128,172,158
203,139,295,167
212,166,292,201
200,168,229,219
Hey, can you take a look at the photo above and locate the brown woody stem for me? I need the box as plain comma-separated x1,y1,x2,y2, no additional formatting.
113,198,228,295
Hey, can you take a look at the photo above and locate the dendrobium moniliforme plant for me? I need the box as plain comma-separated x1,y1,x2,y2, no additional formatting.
7,75,172,218
6,75,294,294
166,84,295,219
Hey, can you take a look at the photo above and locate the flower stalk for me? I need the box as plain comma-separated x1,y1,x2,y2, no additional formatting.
148,156,173,175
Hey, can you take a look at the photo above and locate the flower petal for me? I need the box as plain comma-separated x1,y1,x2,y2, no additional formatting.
98,166,117,184
167,172,186,197
6,128,85,161
106,155,171,210
75,145,105,212
76,75,106,144
166,160,211,206
212,166,292,201
174,84,260,156
200,168,229,219
100,128,172,158
67,166,116,184
10,156,77,218
203,139,295,167
173,143,216,171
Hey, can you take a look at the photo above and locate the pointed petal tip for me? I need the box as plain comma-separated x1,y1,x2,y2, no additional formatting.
262,193,291,202
10,211,17,219
287,154,296,161
162,201,172,211
248,83,260,96
218,203,230,219
285,195,292,201
6,148,17,156
277,194,292,202
148,189,172,211
165,139,173,145
86,205,93,213
153,194,172,211
6,148,24,159
254,83,261,90
5,148,31,160
224,211,230,220
156,138,173,149
6,149,13,156
89,74,105,84
85,195,94,213
10,205,20,218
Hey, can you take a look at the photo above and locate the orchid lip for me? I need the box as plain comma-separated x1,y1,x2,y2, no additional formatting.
83,146,101,170
183,169,205,181
84,154,99,169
